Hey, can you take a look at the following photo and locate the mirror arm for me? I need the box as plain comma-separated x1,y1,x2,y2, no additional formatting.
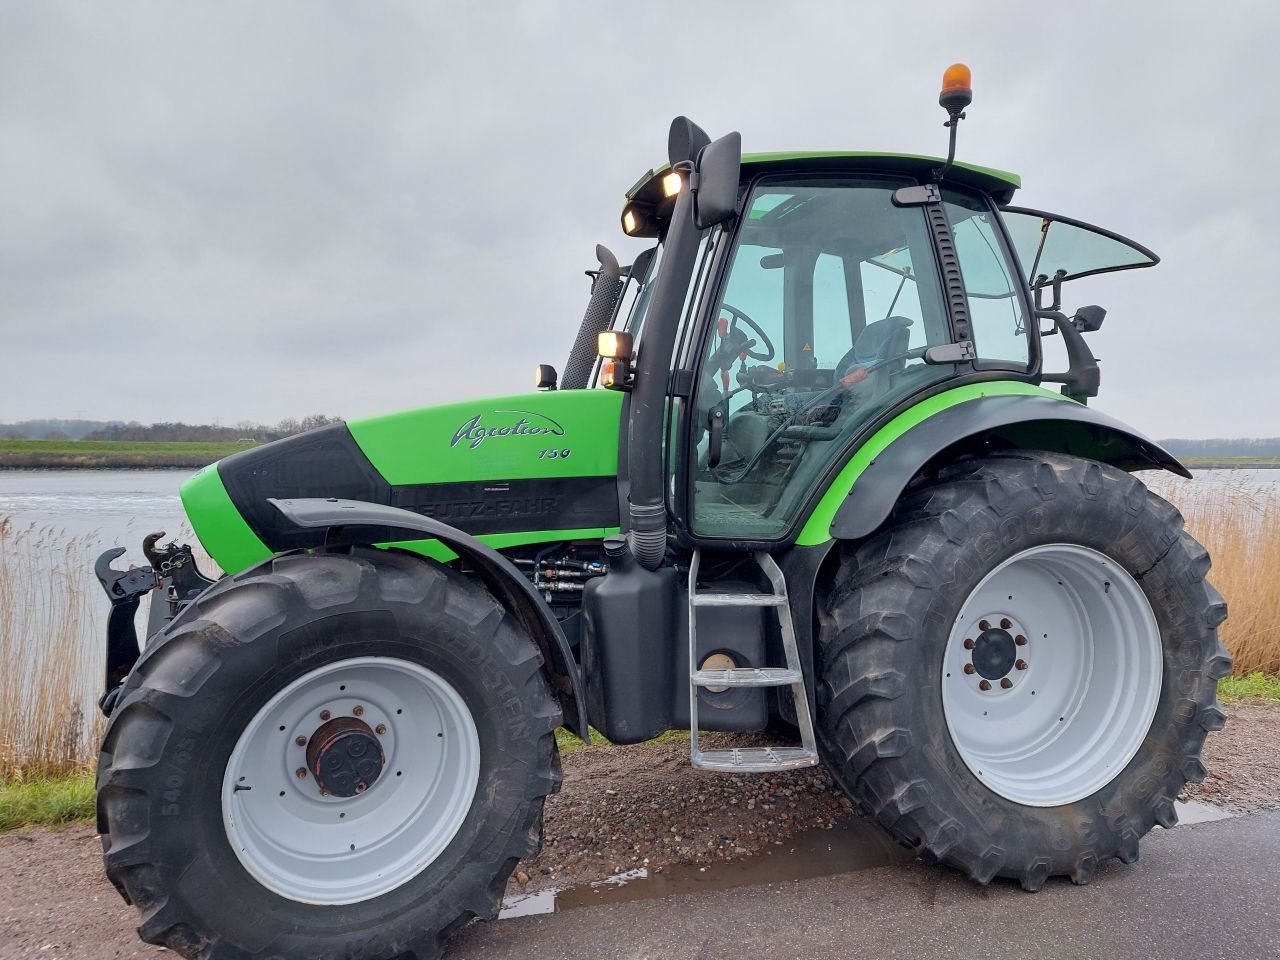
1040,315,1100,404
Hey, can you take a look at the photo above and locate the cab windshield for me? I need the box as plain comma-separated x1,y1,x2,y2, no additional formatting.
1001,207,1158,286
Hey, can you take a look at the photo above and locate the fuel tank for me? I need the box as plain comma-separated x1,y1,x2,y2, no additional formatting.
180,390,624,573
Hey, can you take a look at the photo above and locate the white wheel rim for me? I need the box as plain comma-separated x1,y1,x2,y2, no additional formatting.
941,544,1162,807
222,656,480,905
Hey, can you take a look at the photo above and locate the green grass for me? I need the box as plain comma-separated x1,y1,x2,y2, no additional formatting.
0,770,96,832
0,438,258,469
0,439,256,456
1219,672,1280,703
1181,455,1280,467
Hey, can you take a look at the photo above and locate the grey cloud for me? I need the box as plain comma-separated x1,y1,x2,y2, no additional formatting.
1,0,1276,437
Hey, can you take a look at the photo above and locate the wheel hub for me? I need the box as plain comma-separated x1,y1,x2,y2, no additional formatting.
941,544,1163,807
222,657,481,904
972,627,1017,680
306,716,385,797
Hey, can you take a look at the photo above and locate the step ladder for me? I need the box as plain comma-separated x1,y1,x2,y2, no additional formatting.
688,550,819,772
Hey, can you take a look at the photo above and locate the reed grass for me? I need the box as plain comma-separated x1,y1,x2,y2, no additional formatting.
0,472,1276,779
1146,473,1280,676
0,519,106,779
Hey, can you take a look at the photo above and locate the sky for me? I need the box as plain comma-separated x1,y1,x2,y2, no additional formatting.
1,1,1276,439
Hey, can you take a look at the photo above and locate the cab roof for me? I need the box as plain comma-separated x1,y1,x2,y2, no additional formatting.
739,151,1020,199
624,151,1021,227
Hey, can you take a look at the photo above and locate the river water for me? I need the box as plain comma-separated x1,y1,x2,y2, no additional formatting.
1,466,1276,558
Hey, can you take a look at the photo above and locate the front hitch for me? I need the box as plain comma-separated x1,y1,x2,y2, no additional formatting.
95,533,217,715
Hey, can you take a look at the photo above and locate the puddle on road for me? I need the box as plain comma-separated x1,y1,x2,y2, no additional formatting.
500,799,1238,919
1171,799,1236,825
500,816,912,919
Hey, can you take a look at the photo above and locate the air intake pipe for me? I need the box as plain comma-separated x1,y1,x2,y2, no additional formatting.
561,245,624,390
626,117,710,569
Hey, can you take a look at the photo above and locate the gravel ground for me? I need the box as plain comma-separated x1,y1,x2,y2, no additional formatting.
1179,701,1280,812
1,702,1277,959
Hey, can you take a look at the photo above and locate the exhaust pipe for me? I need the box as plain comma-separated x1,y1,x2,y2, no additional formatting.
561,245,624,390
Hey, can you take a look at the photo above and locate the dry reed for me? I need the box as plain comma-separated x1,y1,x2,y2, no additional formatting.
0,518,105,778
1147,473,1280,675
0,472,1276,776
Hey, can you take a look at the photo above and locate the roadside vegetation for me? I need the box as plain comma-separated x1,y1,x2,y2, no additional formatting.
1,475,1278,832
0,438,257,469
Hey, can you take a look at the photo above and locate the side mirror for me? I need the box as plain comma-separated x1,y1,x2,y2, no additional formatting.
692,132,741,230
1072,305,1106,332
534,364,558,391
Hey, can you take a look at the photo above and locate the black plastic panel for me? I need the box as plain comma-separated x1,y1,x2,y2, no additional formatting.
218,424,619,552
390,476,618,535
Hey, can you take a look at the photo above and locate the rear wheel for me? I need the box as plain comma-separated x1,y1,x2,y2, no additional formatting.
816,452,1231,890
97,547,561,959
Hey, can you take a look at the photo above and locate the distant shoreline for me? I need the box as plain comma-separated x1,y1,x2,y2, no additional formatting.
1182,461,1280,470
0,440,255,470
0,442,1275,472
0,456,213,470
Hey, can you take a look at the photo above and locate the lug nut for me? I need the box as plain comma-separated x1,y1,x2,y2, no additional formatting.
295,767,307,779
979,680,992,691
1000,678,1013,689
963,664,976,675
1000,618,1012,630
1015,635,1027,646
375,723,387,735
295,735,307,746
320,710,331,721
353,705,364,717
963,638,975,650
979,620,991,631
1015,659,1028,671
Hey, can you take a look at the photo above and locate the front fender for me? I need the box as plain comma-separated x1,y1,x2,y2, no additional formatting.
269,497,589,740
805,391,1188,544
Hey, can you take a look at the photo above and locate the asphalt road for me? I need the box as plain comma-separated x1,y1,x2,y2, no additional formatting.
448,812,1280,960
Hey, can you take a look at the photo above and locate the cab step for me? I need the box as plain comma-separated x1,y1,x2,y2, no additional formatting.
688,550,819,774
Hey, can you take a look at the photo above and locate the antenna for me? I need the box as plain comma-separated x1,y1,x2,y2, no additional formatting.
934,63,973,181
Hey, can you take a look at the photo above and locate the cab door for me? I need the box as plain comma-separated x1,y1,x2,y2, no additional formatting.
682,175,962,541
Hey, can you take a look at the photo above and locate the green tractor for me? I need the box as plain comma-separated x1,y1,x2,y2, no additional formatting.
94,67,1228,959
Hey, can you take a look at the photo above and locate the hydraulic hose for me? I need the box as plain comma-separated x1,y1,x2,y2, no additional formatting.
561,245,624,390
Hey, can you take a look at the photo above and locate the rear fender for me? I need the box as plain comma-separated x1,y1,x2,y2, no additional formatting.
823,393,1189,542
270,498,589,740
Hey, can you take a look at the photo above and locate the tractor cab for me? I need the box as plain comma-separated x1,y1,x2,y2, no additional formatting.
589,125,1161,552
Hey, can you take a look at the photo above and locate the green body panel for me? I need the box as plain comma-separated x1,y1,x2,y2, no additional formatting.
180,465,273,572
628,152,1020,201
741,151,1021,188
346,389,623,485
795,382,1068,546
181,390,625,576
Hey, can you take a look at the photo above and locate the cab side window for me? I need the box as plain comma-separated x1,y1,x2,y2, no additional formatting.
945,192,1030,368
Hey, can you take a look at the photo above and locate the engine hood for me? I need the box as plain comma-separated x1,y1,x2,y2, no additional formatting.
181,390,624,574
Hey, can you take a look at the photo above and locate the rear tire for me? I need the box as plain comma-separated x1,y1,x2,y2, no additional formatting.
96,547,561,959
815,452,1230,890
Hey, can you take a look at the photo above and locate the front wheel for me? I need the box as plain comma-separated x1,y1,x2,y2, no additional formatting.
816,452,1231,890
96,548,561,959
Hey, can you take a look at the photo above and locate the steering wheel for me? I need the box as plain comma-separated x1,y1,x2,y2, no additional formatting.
719,303,775,362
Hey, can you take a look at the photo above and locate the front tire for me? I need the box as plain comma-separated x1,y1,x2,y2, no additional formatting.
97,547,561,959
816,452,1230,890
